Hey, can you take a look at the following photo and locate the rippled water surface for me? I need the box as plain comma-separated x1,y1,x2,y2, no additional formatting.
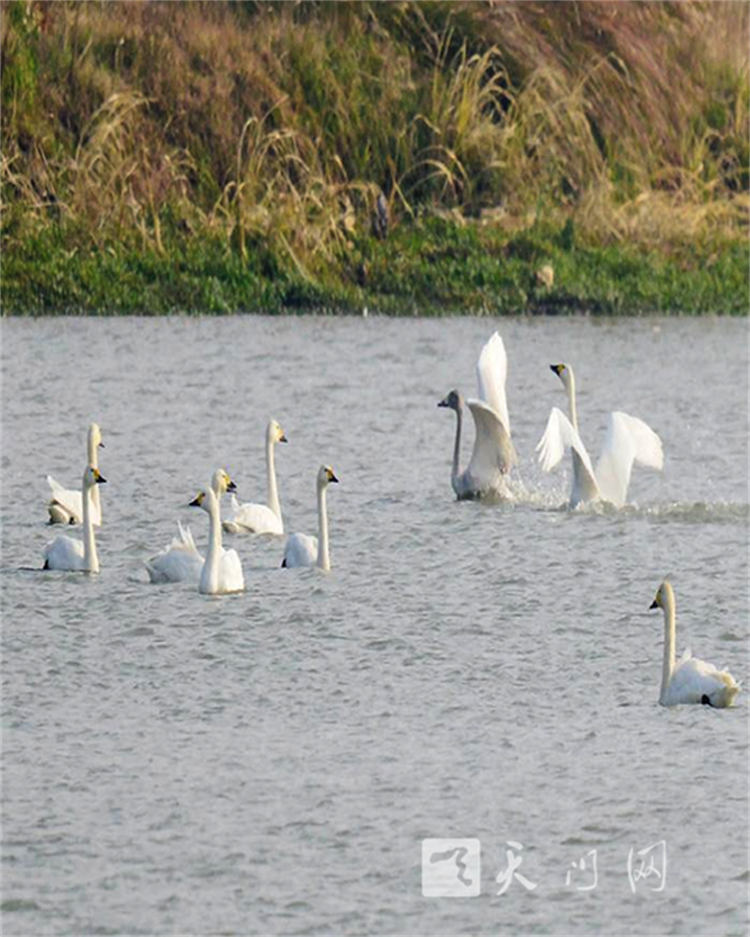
2,315,748,936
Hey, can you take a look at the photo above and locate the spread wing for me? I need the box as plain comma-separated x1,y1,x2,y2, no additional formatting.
466,398,517,486
536,407,597,487
595,412,664,508
476,331,511,435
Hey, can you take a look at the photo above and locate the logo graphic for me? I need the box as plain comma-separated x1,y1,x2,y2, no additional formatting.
628,840,667,894
422,838,481,897
496,840,537,895
565,848,598,891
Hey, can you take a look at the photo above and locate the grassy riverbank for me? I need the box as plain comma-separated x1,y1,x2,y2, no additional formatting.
2,1,748,315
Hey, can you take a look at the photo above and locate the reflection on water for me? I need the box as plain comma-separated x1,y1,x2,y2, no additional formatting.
1,315,748,936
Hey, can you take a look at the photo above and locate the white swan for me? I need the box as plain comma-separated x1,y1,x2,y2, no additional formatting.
144,469,236,585
47,423,104,525
438,331,517,499
194,485,245,595
536,363,663,508
43,466,106,572
281,465,338,571
223,420,288,535
650,580,740,708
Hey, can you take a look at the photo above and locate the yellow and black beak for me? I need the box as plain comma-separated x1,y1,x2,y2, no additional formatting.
189,492,204,507
649,598,659,610
280,433,288,443
327,469,339,484
93,468,107,484
227,478,237,493
550,364,564,376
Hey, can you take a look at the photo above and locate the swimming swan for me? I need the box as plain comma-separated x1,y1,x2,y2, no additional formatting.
650,580,740,707
43,466,107,572
536,363,663,508
193,485,245,595
47,423,105,525
223,419,288,535
144,470,236,584
281,465,338,571
438,332,517,499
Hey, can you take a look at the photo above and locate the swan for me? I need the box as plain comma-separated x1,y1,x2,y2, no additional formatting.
438,331,517,499
223,420,288,535
47,423,104,525
193,485,245,595
649,580,740,707
43,466,107,572
144,469,236,584
281,465,338,571
536,363,664,508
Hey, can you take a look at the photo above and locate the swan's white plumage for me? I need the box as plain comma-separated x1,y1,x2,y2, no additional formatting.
476,332,511,435
537,364,663,508
197,487,244,595
223,419,287,535
43,533,87,571
661,651,740,708
144,521,204,584
47,475,102,527
47,423,104,525
651,580,740,708
282,465,338,571
536,407,596,480
223,495,283,536
595,412,664,508
43,466,105,572
439,332,517,500
282,532,318,568
464,399,516,494
145,469,238,586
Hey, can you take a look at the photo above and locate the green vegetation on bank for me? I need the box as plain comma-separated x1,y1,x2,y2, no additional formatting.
3,217,747,315
1,1,748,315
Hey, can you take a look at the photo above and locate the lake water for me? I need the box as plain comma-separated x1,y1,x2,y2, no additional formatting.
1,315,748,936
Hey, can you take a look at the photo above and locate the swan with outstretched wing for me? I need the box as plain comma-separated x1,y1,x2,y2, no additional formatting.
438,332,517,500
536,363,663,508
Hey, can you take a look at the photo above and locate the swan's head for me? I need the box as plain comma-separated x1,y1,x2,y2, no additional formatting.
650,579,673,610
211,468,237,496
82,465,107,488
550,363,573,390
438,389,463,412
88,422,104,449
268,420,288,445
189,490,214,513
317,465,339,488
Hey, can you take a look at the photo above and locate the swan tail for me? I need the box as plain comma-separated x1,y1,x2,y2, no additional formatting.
176,521,198,553
47,475,65,493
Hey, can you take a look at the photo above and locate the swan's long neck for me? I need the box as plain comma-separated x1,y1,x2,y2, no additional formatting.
451,405,463,490
202,492,222,593
660,588,677,703
566,369,579,433
266,436,281,520
316,483,330,572
82,482,99,573
88,436,101,519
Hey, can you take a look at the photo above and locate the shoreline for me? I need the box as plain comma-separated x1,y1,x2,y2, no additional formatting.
3,217,748,317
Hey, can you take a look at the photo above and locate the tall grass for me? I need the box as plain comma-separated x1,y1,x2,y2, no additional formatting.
1,0,748,310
